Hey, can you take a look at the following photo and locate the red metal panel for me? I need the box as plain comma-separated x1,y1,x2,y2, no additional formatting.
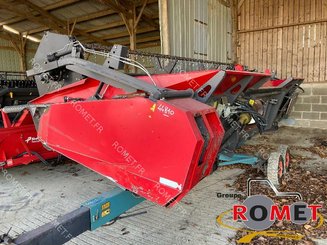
137,70,271,95
0,110,57,168
36,93,224,206
261,79,285,88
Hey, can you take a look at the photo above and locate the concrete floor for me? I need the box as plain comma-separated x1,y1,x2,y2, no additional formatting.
0,126,326,245
0,159,244,245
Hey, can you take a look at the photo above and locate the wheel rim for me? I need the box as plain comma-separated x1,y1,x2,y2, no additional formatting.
285,152,290,169
278,160,283,178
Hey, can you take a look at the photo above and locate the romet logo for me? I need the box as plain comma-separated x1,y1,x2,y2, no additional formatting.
233,195,321,230
216,178,324,243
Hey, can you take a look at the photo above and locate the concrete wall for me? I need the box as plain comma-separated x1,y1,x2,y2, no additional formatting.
290,83,327,129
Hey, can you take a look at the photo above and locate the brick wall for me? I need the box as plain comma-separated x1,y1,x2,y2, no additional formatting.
289,83,327,129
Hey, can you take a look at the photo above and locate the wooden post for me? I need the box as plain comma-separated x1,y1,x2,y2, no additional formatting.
19,46,27,71
128,5,137,73
119,0,148,73
20,34,27,72
7,33,27,72
159,0,169,55
230,0,239,63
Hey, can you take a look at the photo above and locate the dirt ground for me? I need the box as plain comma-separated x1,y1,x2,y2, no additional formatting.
230,126,327,245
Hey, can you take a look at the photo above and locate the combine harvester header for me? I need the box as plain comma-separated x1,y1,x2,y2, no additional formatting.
0,32,303,245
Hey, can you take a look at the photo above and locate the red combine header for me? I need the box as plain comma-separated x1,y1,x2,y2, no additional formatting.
0,32,303,207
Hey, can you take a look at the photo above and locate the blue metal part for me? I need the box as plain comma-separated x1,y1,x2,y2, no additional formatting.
82,188,145,230
218,153,258,166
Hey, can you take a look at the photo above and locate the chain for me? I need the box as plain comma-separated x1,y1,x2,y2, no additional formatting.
83,43,235,72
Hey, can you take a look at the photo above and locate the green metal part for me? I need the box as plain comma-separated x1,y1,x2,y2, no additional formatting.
82,188,145,230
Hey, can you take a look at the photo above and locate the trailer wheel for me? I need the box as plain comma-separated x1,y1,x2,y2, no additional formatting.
267,152,284,187
279,145,290,173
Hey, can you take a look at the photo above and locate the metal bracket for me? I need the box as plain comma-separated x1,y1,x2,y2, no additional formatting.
194,70,226,103
103,45,129,70
221,75,254,104
81,188,145,231
153,57,178,74
247,178,302,200
218,153,259,166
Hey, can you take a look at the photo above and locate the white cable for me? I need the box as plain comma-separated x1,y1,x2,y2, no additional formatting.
74,41,157,86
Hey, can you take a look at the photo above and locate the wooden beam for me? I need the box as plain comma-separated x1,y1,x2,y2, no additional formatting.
218,0,231,8
134,0,148,28
3,0,112,45
25,0,158,35
85,20,125,33
0,45,35,52
69,0,157,24
158,0,169,54
69,9,115,23
0,30,21,43
1,30,27,71
119,35,160,45
28,9,117,34
0,0,80,25
69,19,77,35
16,0,67,31
97,0,129,17
134,1,159,29
19,34,27,71
142,5,157,19
83,15,160,34
137,41,160,49
44,0,80,11
0,1,67,34
98,0,158,30
230,0,238,62
88,26,157,41
127,2,137,72
239,17,327,33
238,0,245,14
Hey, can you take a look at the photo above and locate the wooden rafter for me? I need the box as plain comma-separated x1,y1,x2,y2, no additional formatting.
0,30,21,43
0,45,36,52
98,0,158,29
137,41,160,49
133,0,159,29
230,0,238,62
0,0,161,51
120,35,159,45
25,0,158,36
98,0,130,17
238,0,245,14
218,0,230,8
99,27,157,41
0,0,112,45
0,1,67,33
134,0,148,28
26,9,116,34
0,29,27,71
159,0,169,54
0,0,80,26
85,20,125,33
